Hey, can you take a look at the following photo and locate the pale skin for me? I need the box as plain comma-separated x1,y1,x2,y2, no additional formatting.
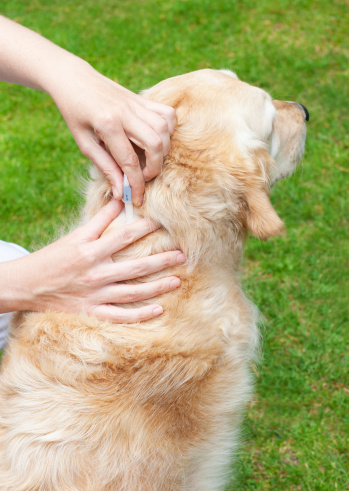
0,16,183,323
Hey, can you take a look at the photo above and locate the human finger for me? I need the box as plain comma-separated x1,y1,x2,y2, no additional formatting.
141,99,176,135
90,303,164,323
79,199,124,240
98,218,160,256
101,250,186,283
132,105,171,154
96,276,181,304
123,114,165,186
79,135,124,198
126,110,171,181
103,127,145,206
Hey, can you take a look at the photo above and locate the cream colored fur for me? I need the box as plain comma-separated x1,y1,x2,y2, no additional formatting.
0,69,307,490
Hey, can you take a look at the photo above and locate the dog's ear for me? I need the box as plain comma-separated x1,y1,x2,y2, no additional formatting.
244,185,284,240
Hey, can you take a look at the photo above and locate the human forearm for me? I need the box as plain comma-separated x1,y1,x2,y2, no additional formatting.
0,15,85,93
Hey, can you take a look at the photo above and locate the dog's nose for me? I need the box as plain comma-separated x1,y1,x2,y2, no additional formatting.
298,103,309,122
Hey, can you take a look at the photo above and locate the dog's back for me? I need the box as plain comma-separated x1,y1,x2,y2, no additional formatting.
0,270,257,489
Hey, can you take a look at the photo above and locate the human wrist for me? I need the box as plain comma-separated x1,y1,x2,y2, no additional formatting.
0,259,34,314
41,51,92,99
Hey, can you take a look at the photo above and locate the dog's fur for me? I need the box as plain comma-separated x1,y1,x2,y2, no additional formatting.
0,69,307,490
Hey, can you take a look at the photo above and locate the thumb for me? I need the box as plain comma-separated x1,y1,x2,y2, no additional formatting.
81,199,124,240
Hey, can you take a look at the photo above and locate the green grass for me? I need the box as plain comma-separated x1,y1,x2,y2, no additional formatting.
0,0,348,488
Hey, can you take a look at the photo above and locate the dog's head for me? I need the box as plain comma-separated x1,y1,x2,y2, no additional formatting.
86,69,307,262
142,69,307,241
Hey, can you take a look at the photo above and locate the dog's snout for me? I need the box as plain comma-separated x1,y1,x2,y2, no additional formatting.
298,103,309,122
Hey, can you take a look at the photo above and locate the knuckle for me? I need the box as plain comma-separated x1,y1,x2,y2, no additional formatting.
76,249,102,285
165,106,176,119
101,168,113,182
156,281,167,295
169,107,176,120
95,112,117,132
143,218,158,233
137,309,151,322
82,270,99,287
148,136,163,153
119,228,134,245
113,308,141,323
132,262,146,278
110,311,127,323
124,289,138,303
157,118,169,134
87,305,95,315
123,151,139,168
86,303,101,316
76,244,92,264
88,246,99,264
143,167,159,181
162,253,174,268
79,141,94,159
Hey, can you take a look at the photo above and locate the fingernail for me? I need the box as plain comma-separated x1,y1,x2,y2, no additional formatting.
112,186,120,200
176,252,186,264
136,195,144,207
170,278,181,289
153,306,163,316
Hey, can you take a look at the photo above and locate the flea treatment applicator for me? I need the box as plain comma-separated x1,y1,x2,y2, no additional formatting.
122,174,134,224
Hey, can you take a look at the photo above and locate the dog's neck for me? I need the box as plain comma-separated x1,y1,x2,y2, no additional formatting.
83,165,249,311
105,200,244,270
82,177,254,347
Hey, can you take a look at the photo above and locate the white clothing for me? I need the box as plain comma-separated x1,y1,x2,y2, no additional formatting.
0,240,29,350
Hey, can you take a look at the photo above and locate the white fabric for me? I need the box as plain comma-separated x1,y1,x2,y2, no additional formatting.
0,240,29,350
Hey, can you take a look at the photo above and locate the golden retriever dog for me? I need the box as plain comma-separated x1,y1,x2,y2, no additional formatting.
0,69,308,490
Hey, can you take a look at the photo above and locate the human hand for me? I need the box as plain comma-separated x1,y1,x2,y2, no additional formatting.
48,60,176,206
0,200,185,322
0,17,175,205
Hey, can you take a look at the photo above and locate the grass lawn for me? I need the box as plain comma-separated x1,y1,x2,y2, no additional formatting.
0,0,348,489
